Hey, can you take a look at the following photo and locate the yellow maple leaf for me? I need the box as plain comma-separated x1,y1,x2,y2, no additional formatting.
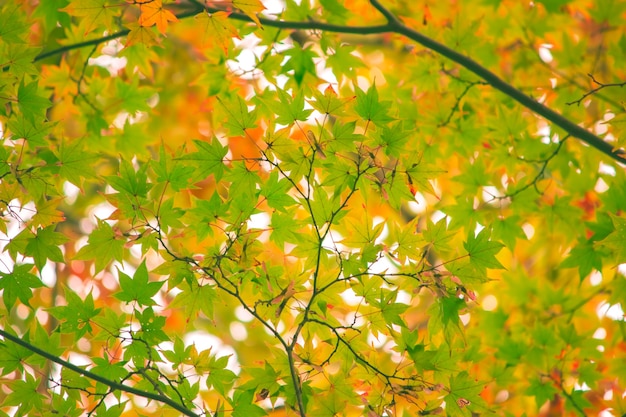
137,0,178,34
125,22,160,47
233,0,265,27
195,11,240,53
32,198,66,228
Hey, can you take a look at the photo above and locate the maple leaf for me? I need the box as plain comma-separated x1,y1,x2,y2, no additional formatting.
7,115,54,147
59,0,119,34
233,0,265,27
177,139,228,181
55,137,98,187
597,213,626,264
125,22,159,47
0,44,40,78
74,218,126,273
114,260,164,306
195,11,240,53
32,198,66,227
354,82,394,126
137,0,178,35
0,264,44,309
25,226,69,271
17,81,51,122
463,228,505,272
217,95,257,136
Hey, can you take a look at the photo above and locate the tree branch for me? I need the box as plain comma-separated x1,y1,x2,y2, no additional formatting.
0,328,200,417
34,2,626,164
367,0,626,164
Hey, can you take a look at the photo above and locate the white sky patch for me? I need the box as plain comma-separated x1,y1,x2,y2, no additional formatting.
598,162,617,176
522,223,535,239
589,270,603,286
482,294,498,311
538,44,553,63
89,38,126,75
184,331,239,373
596,301,625,321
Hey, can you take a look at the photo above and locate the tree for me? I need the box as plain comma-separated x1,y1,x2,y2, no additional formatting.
0,0,624,415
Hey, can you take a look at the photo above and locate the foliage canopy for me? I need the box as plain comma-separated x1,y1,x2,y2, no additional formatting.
0,0,625,416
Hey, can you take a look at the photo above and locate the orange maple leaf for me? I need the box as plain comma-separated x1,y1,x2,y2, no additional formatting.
137,0,177,34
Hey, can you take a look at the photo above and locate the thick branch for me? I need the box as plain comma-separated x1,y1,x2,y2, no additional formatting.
0,328,200,417
368,0,626,164
34,2,626,164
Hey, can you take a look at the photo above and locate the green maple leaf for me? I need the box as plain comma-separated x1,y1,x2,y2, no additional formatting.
354,82,394,126
74,218,126,273
135,307,169,345
444,372,486,416
597,213,626,264
7,114,54,147
169,281,218,320
463,228,505,272
59,0,119,34
17,80,51,122
4,372,44,414
162,337,191,369
106,158,150,198
376,121,409,157
55,137,98,186
178,139,228,181
273,88,313,125
309,85,354,117
0,329,34,375
152,145,194,191
260,171,297,212
232,391,269,417
157,198,184,231
0,264,44,309
25,226,69,271
270,212,301,247
0,44,40,78
32,0,71,35
224,162,260,206
114,260,164,306
283,46,317,86
49,288,101,338
114,77,152,113
423,217,454,253
0,4,29,42
217,95,257,136
561,238,606,281
492,215,527,251
327,44,365,79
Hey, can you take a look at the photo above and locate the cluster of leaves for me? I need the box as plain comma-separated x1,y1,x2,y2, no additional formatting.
0,0,625,416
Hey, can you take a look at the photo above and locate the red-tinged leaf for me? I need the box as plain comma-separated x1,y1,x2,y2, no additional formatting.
195,11,240,53
137,0,177,34
233,0,265,27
